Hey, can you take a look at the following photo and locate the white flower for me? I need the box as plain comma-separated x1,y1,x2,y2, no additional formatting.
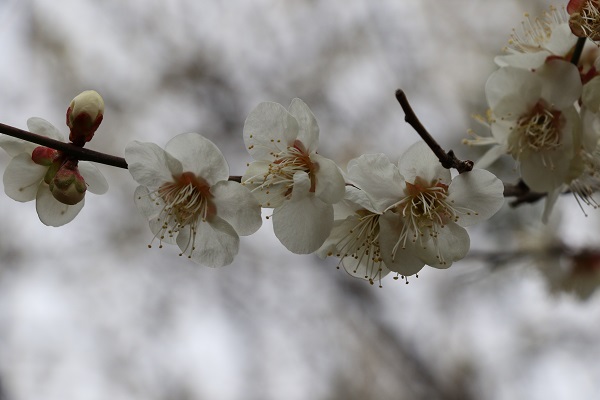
242,99,345,254
341,144,504,277
485,59,582,192
0,117,108,226
125,132,262,267
495,6,578,69
317,185,391,286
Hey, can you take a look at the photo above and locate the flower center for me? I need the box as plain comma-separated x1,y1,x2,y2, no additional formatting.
394,178,455,236
327,210,385,286
388,177,474,266
570,0,600,41
509,101,563,157
150,172,215,246
252,139,317,204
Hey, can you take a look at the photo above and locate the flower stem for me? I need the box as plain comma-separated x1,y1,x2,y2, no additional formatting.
395,89,473,173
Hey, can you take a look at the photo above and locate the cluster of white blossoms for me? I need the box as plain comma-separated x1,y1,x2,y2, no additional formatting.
239,100,503,282
0,91,506,282
317,143,504,284
465,4,600,219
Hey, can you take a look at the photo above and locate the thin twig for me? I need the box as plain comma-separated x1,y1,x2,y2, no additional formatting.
0,122,246,182
0,122,128,169
503,180,548,206
395,89,473,173
571,37,587,66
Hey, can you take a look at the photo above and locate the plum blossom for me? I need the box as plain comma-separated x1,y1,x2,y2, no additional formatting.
125,132,262,267
335,144,504,277
495,6,578,69
242,99,345,254
0,117,108,226
482,59,582,193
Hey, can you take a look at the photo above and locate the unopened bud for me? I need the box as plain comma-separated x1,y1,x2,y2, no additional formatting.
66,90,104,146
49,161,87,205
31,146,60,166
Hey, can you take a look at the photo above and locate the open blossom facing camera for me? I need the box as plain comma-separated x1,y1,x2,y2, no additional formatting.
242,99,345,254
0,117,108,227
337,144,504,277
125,133,262,267
484,59,582,193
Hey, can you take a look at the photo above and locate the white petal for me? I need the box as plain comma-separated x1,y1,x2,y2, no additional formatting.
384,247,425,276
494,51,549,69
485,67,541,118
520,150,571,192
342,186,378,214
546,23,578,55
211,180,262,236
378,213,425,276
273,187,333,254
347,153,405,212
288,98,319,153
176,217,239,268
125,141,182,188
27,117,65,141
133,185,162,220
538,59,582,109
312,153,345,204
243,102,299,160
398,141,450,185
148,217,178,245
36,183,84,226
0,135,36,157
446,169,505,227
78,162,108,195
165,133,229,184
242,160,288,208
3,153,46,202
341,258,391,282
473,144,507,169
413,223,470,268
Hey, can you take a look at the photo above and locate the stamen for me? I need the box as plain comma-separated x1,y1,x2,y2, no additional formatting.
143,173,214,258
246,140,316,201
388,177,477,266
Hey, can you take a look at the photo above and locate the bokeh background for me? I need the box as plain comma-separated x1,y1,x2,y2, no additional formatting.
1,0,600,399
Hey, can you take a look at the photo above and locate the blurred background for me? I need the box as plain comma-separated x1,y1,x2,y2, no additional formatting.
1,0,600,399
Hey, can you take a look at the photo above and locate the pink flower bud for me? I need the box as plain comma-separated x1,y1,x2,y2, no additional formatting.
49,161,87,205
66,90,104,146
31,146,60,166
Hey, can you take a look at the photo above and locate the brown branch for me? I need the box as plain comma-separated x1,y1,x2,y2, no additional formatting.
395,89,474,173
503,180,547,206
0,122,246,182
0,122,128,169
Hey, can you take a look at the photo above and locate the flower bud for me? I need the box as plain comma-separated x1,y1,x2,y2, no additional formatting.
31,146,60,166
66,90,104,146
49,161,87,205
